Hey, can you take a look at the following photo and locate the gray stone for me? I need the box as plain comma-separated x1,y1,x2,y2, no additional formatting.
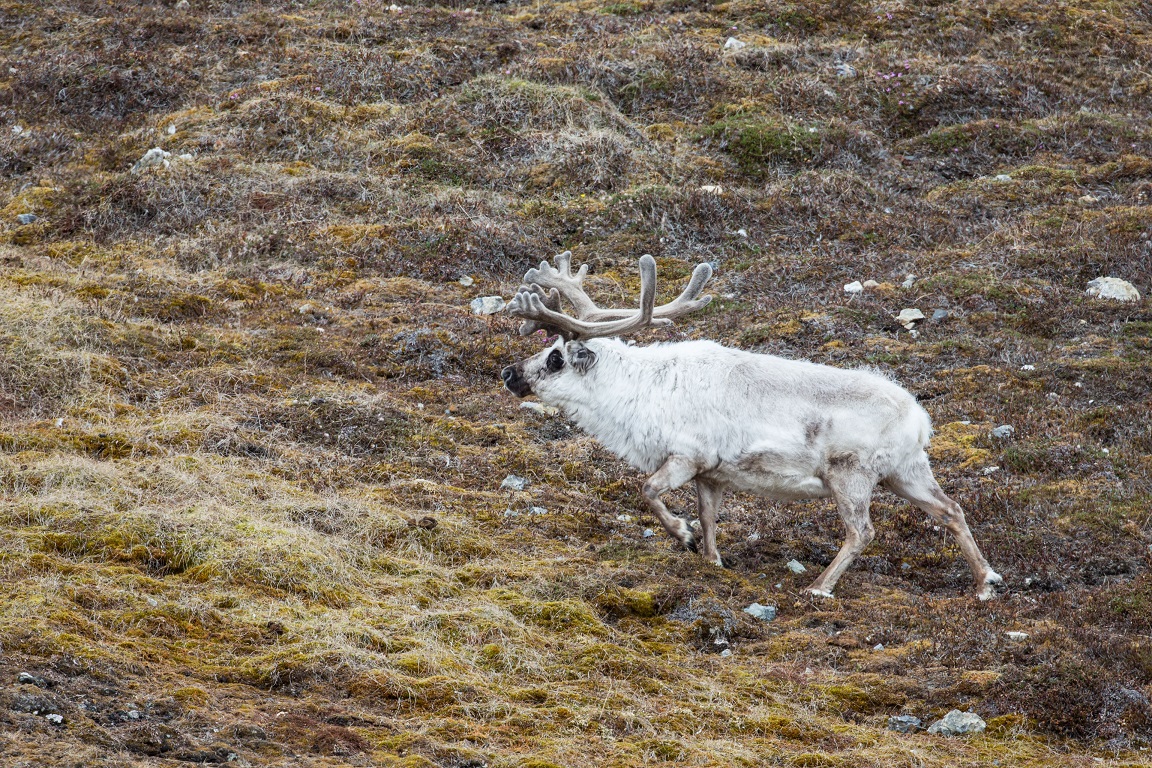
928,710,986,736
994,174,1012,182
843,281,864,294
131,147,172,173
835,63,857,78
470,296,506,315
786,559,807,574
18,672,45,686
1086,277,1141,302
16,213,37,225
990,425,1014,439
932,309,949,321
896,308,925,328
888,714,922,733
723,36,747,51
743,602,777,622
901,274,917,289
642,528,655,538
458,275,474,287
500,474,529,491
1005,631,1029,641
45,714,64,725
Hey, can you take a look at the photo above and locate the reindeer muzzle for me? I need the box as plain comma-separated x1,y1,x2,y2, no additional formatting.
501,365,533,398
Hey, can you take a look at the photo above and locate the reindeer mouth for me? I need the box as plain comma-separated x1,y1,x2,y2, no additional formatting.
501,366,533,398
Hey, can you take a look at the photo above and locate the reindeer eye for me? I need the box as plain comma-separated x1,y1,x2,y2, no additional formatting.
546,349,565,372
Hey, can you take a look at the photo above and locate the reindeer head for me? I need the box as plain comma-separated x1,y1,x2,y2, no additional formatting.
500,251,714,399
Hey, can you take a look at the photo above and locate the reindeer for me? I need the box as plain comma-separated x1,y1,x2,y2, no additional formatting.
500,252,1004,600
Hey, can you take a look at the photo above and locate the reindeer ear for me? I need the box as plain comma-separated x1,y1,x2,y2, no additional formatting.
567,342,598,374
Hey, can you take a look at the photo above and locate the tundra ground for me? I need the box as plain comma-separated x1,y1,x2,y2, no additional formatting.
1,0,1151,766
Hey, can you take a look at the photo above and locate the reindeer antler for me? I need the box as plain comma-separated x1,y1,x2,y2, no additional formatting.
507,251,713,340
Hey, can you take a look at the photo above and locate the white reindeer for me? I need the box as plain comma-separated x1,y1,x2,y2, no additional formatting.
500,252,1004,600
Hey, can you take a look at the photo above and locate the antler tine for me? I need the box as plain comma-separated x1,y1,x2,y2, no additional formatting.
513,284,564,337
522,251,599,319
652,261,713,319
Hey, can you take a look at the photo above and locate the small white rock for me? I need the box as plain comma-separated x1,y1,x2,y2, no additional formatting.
529,506,548,516
699,184,725,195
616,514,633,523
723,37,747,51
896,308,925,328
167,123,177,135
982,466,1000,475
786,559,807,574
873,643,885,651
743,602,777,621
297,303,314,314
130,147,171,173
1005,631,1029,641
720,648,733,657
471,295,506,315
520,401,559,417
736,228,748,238
458,275,474,287
500,474,529,491
1086,276,1141,302
994,174,1012,182
927,710,986,736
844,281,864,294
901,274,916,289
990,425,1015,439
835,62,857,78
1020,364,1036,371
863,279,880,289
642,528,655,538
45,714,64,725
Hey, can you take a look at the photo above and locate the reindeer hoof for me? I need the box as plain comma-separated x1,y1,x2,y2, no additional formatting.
672,518,697,552
977,572,1006,601
803,588,835,599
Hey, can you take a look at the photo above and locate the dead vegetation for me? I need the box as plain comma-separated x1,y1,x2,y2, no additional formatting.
1,0,1151,766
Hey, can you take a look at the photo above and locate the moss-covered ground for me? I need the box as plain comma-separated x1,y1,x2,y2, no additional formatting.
2,0,1151,765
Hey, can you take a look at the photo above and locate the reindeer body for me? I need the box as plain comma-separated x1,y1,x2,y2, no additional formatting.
547,338,928,498
502,252,1004,600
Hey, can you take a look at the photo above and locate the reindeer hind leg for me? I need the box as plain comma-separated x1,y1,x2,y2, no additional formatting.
804,461,877,598
884,453,1004,600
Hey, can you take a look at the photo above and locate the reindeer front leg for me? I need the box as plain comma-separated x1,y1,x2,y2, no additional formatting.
642,456,704,556
695,479,725,567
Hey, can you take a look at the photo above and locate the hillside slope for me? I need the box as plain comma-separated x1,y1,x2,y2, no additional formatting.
1,0,1151,765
